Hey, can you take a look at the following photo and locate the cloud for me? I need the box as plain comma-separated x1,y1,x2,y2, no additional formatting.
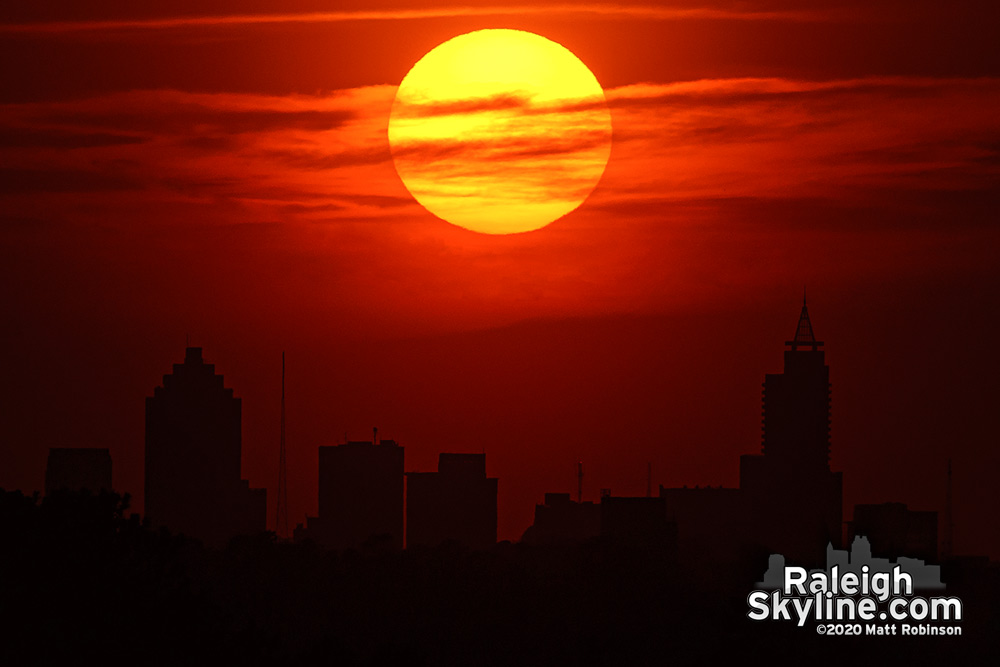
0,128,145,149
595,76,1000,208
605,76,997,109
0,167,144,194
33,98,354,136
0,5,843,35
391,93,533,120
391,128,611,164
266,145,394,171
393,91,619,123
0,85,400,223
1,76,998,233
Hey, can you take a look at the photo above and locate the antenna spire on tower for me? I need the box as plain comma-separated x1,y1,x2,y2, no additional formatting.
944,459,954,560
276,352,289,539
787,292,824,350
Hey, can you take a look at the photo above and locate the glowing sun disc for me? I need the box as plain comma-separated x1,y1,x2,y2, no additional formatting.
388,29,612,235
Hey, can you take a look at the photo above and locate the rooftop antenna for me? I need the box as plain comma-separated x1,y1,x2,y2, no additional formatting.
787,290,823,351
577,461,583,503
943,459,954,560
373,426,378,445
276,352,289,539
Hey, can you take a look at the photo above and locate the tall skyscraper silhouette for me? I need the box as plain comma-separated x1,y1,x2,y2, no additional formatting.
740,297,843,564
144,347,266,545
761,295,831,470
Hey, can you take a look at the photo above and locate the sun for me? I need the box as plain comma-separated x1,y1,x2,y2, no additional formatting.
388,29,612,235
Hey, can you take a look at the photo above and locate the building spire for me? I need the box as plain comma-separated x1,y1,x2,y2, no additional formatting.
276,351,288,539
795,303,815,344
786,292,824,350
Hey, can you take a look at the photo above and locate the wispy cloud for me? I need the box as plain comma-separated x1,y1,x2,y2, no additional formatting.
0,4,847,35
0,86,404,224
0,127,145,149
598,76,1000,208
0,167,144,194
390,129,612,170
392,93,534,120
1,76,998,231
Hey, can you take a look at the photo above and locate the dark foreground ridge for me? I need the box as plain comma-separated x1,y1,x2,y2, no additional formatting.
1,489,995,666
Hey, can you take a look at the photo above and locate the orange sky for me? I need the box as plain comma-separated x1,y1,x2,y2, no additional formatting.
2,1,999,556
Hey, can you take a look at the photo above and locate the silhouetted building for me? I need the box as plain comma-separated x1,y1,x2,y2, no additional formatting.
521,492,601,544
144,347,266,545
850,502,938,562
296,436,404,550
600,496,674,549
407,453,497,550
740,297,843,565
648,298,843,567
45,448,112,494
522,492,678,551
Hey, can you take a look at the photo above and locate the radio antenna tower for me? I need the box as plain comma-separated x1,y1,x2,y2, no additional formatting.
943,459,953,560
276,352,289,538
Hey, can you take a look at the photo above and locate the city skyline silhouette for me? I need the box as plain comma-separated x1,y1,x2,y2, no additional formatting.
26,300,970,567
9,298,995,664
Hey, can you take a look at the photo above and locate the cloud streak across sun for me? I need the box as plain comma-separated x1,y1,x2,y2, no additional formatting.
3,75,997,233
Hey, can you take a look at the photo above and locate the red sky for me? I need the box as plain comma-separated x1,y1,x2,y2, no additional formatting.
2,1,998,557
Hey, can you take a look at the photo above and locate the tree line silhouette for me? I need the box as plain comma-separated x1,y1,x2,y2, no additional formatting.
2,488,994,665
